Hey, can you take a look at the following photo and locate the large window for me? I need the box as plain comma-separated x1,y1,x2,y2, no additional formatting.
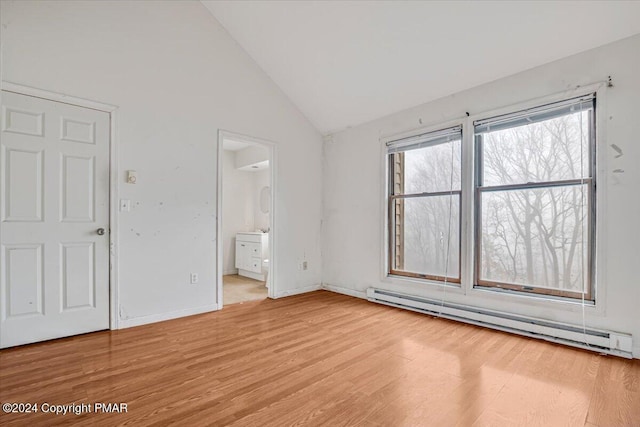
385,94,597,301
474,95,595,300
387,126,462,282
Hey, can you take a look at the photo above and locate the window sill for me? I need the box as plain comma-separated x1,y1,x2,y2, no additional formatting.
473,284,595,305
467,285,604,318
379,275,604,318
384,274,465,295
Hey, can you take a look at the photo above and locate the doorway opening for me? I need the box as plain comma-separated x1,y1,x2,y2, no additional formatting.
217,131,275,307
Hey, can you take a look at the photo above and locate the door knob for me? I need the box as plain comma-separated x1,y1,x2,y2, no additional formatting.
97,228,106,236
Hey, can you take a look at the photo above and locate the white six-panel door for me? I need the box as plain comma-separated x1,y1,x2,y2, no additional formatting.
0,90,110,348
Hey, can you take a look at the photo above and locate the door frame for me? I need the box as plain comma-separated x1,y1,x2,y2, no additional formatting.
216,130,278,307
0,81,120,330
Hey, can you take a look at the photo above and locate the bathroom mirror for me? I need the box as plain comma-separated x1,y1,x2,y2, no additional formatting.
260,186,271,214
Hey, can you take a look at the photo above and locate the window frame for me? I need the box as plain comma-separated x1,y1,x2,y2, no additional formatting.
386,126,463,284
472,95,597,301
381,85,605,308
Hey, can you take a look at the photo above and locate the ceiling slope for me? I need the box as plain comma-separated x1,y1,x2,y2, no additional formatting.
202,1,640,134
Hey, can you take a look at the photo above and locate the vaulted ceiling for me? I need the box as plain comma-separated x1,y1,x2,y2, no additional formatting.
202,1,640,134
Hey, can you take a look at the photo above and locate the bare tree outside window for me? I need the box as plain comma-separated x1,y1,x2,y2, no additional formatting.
386,96,595,300
475,98,595,300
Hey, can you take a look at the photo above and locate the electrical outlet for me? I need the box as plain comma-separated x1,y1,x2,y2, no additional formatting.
302,261,308,271
190,273,199,284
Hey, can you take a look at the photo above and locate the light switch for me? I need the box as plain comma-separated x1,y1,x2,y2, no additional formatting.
120,199,131,212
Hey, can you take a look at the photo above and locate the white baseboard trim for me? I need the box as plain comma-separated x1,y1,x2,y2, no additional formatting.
322,283,367,299
273,284,322,298
118,303,219,329
633,346,640,360
223,268,238,276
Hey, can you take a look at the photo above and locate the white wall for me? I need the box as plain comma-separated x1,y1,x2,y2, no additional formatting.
236,145,269,170
222,151,254,275
253,169,270,232
323,34,640,357
0,0,323,324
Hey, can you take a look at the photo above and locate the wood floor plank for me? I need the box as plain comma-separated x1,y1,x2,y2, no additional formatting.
1,290,639,426
586,355,640,426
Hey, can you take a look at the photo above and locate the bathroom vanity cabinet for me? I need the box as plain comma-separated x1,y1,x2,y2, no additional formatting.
235,232,268,281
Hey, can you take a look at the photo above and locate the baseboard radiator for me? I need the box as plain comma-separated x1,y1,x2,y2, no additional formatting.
366,288,633,359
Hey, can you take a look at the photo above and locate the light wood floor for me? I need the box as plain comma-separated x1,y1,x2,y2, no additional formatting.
223,274,268,305
1,291,639,426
